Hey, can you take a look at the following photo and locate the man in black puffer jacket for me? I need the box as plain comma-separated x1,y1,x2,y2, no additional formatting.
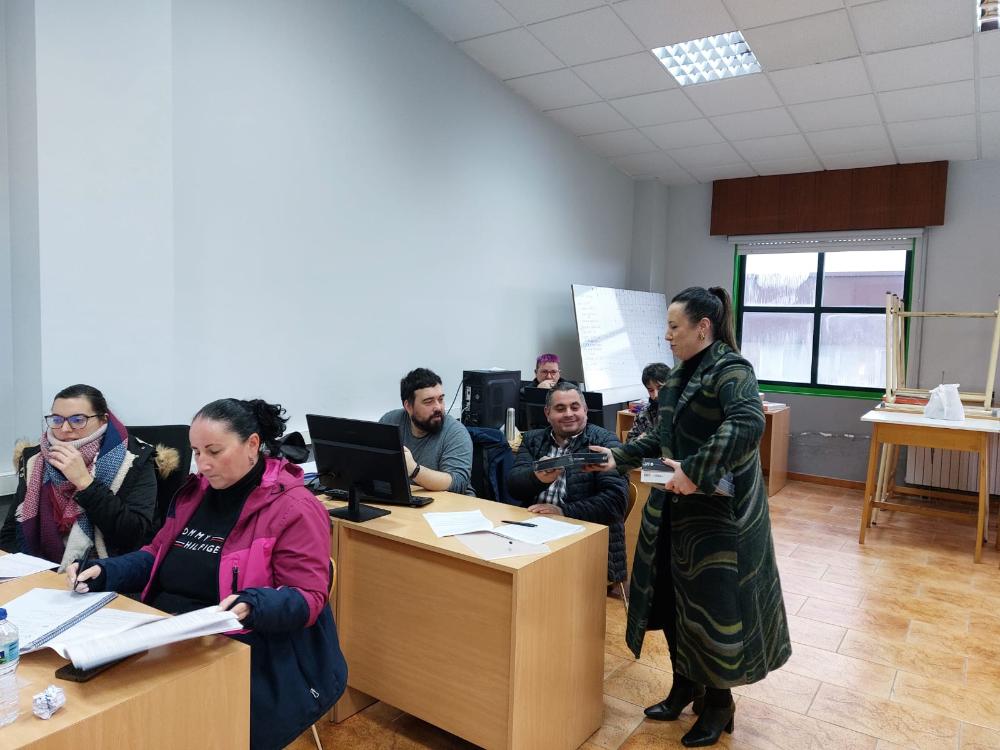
508,382,628,584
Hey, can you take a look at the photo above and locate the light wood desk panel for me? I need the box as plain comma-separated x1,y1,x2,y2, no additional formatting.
1,570,250,750
327,491,607,750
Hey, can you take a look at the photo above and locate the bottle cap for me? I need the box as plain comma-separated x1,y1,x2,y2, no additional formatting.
0,608,6,620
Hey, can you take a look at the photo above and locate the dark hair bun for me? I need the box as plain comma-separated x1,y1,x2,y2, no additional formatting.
244,399,288,447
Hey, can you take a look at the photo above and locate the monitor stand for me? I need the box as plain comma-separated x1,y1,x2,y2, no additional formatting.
328,484,391,523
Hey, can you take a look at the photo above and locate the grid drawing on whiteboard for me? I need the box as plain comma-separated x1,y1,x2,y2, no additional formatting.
572,284,673,404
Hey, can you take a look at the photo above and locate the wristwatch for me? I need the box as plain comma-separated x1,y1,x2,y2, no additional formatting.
409,463,421,480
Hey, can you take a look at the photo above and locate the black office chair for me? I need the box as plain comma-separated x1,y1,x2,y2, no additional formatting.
128,424,192,537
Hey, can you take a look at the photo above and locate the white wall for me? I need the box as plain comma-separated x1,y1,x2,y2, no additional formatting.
662,160,1000,480
4,0,43,483
2,0,634,457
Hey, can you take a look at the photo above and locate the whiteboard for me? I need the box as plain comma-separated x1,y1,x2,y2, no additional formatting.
572,284,674,404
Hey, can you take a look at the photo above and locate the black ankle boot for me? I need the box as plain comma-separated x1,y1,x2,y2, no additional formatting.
680,699,735,747
643,681,706,721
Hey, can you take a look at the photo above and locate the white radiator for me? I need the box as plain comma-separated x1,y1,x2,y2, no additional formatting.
904,435,1000,494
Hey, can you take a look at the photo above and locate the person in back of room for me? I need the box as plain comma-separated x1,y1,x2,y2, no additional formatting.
380,367,473,494
586,287,790,748
627,362,671,441
507,382,628,586
530,353,568,389
1,383,169,568
67,398,346,750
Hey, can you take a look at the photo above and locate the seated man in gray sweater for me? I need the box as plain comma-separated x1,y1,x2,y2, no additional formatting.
380,368,473,495
507,382,628,584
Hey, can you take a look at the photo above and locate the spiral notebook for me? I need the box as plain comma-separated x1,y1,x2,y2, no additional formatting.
4,588,118,652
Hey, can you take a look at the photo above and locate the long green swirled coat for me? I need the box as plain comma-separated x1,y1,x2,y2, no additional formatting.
611,340,791,687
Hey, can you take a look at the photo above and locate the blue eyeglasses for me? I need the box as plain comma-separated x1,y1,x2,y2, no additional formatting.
44,414,104,429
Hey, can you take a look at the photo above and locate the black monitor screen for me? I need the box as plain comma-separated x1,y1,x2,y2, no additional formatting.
305,414,412,521
518,387,604,431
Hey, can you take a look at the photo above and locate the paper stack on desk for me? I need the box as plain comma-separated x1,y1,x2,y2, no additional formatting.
0,553,58,580
456,532,550,561
423,510,495,537
491,516,584,545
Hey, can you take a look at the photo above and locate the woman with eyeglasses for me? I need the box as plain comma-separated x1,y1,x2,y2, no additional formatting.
1,384,157,568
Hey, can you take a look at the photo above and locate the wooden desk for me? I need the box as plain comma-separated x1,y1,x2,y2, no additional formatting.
859,409,1000,562
615,407,790,498
1,571,250,749
326,492,607,750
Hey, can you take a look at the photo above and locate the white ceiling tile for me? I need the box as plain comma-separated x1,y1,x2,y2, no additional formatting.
769,58,872,104
506,68,601,110
641,119,725,149
546,101,632,134
683,74,782,116
528,6,642,66
724,0,843,30
878,81,975,123
498,0,604,25
656,173,699,186
850,0,974,53
807,124,892,155
687,163,758,182
668,142,744,168
820,148,896,170
732,133,814,162
887,114,977,148
612,150,683,175
614,0,736,49
896,141,978,163
711,107,800,140
981,76,1000,113
610,89,702,126
866,37,974,91
750,156,824,175
982,113,1000,159
573,53,677,99
458,29,564,80
981,30,1000,78
399,0,519,42
743,11,859,71
579,129,658,156
790,95,882,131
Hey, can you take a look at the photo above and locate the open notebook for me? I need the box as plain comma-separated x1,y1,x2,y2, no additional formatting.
4,588,242,670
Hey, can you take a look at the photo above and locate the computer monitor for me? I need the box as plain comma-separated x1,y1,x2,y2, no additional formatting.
305,414,414,523
518,387,605,431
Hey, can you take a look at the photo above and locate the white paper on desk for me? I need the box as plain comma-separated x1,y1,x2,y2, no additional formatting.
0,553,57,580
456,531,550,560
491,516,585,545
61,605,242,671
46,608,165,655
423,510,494,537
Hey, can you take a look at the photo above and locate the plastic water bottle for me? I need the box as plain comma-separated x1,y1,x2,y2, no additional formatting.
0,608,19,727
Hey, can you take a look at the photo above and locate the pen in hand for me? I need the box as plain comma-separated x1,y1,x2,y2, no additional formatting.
501,520,537,527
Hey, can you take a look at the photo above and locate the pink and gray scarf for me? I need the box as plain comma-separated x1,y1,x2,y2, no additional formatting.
17,412,130,563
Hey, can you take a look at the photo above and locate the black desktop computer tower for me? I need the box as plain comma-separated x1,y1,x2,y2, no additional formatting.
461,370,521,429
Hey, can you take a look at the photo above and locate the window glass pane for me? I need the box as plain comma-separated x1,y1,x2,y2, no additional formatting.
817,313,886,388
741,312,814,383
822,250,906,306
744,253,817,306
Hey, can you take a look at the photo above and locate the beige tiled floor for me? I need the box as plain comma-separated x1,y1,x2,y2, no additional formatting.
289,481,1000,749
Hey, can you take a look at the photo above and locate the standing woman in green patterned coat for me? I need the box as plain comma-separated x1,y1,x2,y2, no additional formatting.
587,286,790,748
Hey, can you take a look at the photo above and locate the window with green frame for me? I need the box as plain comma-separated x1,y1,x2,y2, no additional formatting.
734,240,915,397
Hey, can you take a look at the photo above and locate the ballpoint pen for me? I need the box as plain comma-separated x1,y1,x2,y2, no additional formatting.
501,520,537,527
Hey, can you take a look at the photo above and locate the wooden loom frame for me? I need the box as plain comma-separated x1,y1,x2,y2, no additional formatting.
882,292,1000,419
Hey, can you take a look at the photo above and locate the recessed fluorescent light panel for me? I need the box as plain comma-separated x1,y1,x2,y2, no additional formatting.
652,31,761,86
